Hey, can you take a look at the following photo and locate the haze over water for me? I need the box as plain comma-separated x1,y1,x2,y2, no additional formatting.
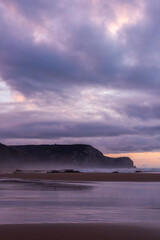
0,178,160,224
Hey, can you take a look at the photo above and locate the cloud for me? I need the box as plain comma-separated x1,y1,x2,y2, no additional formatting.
118,103,160,120
0,112,134,139
0,0,160,155
0,0,152,96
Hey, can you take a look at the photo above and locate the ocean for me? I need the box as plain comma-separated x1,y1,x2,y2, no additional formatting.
81,167,160,173
1,167,160,174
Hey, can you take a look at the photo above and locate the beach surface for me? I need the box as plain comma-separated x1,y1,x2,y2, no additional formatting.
0,223,160,240
0,173,160,239
0,172,160,181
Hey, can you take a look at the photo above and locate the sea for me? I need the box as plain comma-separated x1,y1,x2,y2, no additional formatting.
81,167,160,173
0,167,160,224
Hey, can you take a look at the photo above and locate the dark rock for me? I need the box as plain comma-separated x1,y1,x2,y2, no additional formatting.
0,143,30,168
63,169,80,173
0,143,135,168
47,170,61,173
13,169,23,174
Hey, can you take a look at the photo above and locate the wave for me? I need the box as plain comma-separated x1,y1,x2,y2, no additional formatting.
0,167,160,174
80,168,160,173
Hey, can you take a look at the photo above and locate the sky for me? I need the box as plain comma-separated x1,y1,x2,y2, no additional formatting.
0,0,160,167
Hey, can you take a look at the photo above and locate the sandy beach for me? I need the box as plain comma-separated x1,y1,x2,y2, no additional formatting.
0,172,160,182
0,172,160,239
0,223,160,240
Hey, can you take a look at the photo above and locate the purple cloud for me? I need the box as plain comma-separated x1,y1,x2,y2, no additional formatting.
0,0,160,155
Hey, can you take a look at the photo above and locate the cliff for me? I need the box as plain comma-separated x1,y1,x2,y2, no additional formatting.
0,143,134,168
0,143,28,167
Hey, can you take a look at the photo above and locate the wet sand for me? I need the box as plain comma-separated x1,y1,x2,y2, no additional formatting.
0,172,160,181
0,173,160,239
0,223,160,240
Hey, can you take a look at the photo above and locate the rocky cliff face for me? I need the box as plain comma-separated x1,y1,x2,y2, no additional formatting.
12,144,134,168
0,143,30,167
0,143,135,168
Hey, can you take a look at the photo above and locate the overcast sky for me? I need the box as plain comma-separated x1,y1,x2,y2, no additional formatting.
0,0,160,157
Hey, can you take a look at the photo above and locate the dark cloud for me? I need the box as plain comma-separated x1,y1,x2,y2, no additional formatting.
1,117,160,139
118,103,160,120
1,120,160,153
1,105,160,153
0,120,134,139
98,135,160,153
135,126,160,136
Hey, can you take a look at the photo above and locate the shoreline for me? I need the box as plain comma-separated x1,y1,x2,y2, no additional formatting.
0,172,160,181
0,223,160,240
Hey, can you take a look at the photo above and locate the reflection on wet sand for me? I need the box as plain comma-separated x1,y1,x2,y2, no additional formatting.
0,179,159,224
0,178,93,191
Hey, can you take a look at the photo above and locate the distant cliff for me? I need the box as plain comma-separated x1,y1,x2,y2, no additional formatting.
0,143,27,167
0,143,135,168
